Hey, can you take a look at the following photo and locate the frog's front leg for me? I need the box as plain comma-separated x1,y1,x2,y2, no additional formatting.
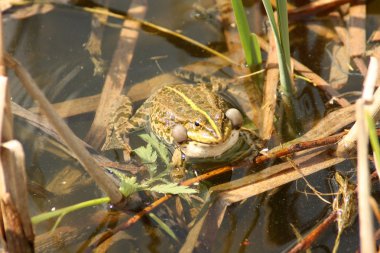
102,96,133,151
102,96,150,160
170,148,187,181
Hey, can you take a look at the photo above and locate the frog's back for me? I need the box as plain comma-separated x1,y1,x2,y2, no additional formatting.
149,83,230,145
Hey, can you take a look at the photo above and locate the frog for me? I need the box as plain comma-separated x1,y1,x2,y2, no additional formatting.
101,82,260,170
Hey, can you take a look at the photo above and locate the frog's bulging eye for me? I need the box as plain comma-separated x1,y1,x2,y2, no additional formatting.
194,121,200,127
172,124,188,143
226,108,243,129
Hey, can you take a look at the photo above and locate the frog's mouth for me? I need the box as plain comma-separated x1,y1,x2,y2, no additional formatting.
179,129,240,158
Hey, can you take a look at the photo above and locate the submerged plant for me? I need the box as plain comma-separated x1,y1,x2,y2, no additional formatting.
31,132,197,227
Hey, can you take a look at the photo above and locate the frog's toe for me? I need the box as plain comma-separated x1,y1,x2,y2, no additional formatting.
170,166,186,182
101,139,124,151
169,149,187,181
101,132,127,151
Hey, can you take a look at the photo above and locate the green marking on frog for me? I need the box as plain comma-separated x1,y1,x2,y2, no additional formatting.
164,86,222,140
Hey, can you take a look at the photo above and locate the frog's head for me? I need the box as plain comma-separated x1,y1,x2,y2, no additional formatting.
172,108,243,158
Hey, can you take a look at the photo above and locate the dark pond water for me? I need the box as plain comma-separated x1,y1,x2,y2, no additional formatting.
3,1,380,252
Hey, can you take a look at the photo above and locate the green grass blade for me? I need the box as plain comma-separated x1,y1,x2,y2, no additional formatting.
31,197,110,224
231,0,262,69
276,0,291,70
366,111,380,168
250,33,262,66
149,183,198,194
261,0,293,96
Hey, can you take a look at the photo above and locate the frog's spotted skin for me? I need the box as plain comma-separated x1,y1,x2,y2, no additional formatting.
102,95,151,151
102,83,248,159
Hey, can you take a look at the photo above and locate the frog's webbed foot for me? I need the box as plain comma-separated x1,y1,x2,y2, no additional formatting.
101,127,133,160
240,128,263,159
101,127,126,150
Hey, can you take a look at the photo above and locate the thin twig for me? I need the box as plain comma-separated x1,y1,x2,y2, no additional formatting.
12,102,140,173
256,132,346,163
4,54,123,204
287,211,338,253
288,0,352,20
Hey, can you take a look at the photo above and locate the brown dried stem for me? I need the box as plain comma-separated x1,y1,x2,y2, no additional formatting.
256,36,350,107
287,211,338,253
85,0,147,149
0,142,34,253
355,99,376,253
0,11,34,252
260,27,279,140
90,130,355,248
4,54,123,204
349,2,367,76
336,77,380,157
288,0,352,20
0,12,4,76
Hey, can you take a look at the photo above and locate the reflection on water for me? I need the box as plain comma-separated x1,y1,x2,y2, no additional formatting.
4,1,378,252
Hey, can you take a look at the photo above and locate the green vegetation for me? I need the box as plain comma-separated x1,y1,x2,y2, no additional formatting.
261,0,293,96
366,111,380,168
231,0,262,70
31,133,196,228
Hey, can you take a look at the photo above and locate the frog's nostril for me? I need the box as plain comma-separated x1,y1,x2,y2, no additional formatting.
226,108,243,129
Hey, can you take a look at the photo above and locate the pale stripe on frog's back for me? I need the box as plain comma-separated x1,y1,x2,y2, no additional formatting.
173,83,231,141
167,84,222,138
103,83,234,154
148,83,231,146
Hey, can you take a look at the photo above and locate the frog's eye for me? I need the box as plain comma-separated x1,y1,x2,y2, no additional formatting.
226,108,243,129
194,121,200,127
172,124,188,143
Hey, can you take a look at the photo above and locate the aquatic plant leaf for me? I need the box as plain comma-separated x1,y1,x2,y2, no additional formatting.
107,167,128,181
139,133,170,165
134,143,158,163
149,183,198,194
119,176,141,197
134,143,158,176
